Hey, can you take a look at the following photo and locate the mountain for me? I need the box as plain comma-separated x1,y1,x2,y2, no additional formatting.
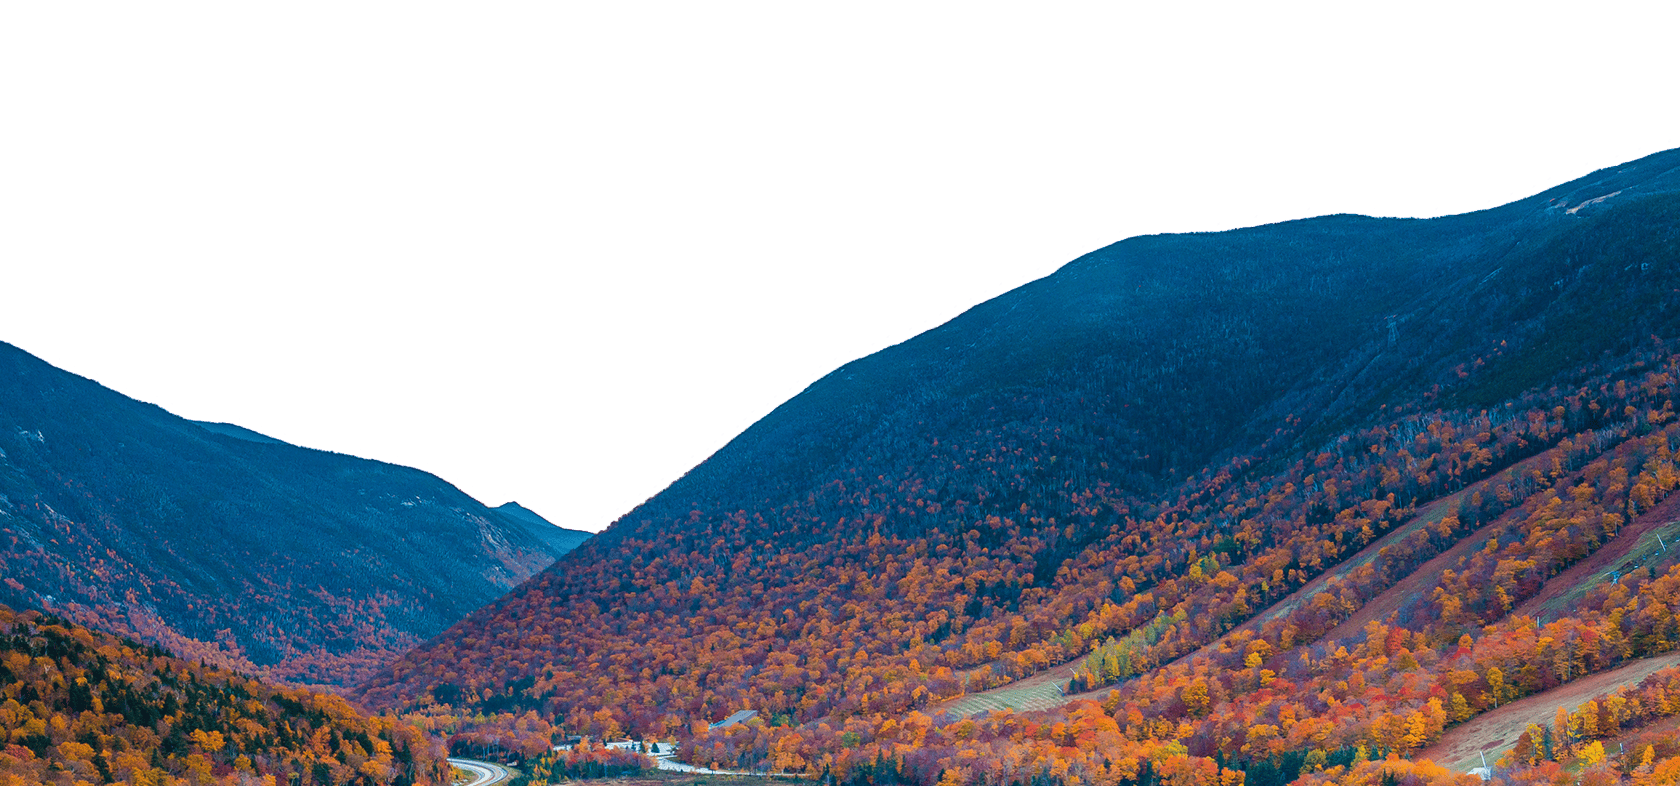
494,501,593,556
0,342,588,687
0,604,451,785
355,150,1680,784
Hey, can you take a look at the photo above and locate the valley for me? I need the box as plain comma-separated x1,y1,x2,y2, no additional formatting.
6,148,1680,786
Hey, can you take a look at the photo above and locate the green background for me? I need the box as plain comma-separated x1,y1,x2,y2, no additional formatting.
3,3,1680,530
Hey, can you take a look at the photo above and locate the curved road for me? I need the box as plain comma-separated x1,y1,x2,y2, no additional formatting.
450,758,510,786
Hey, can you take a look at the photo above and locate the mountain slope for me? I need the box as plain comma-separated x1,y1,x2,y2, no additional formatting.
0,342,586,686
355,149,1680,781
0,604,451,785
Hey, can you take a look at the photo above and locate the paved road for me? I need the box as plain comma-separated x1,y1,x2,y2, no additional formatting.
450,758,510,786
656,756,756,775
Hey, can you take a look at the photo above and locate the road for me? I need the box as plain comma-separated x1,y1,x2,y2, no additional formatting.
655,756,758,775
450,758,510,786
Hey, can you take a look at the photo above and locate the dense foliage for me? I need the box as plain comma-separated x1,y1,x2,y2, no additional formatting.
509,740,655,785
355,150,1680,785
0,342,587,686
1293,662,1680,786
0,605,450,785
651,361,1680,785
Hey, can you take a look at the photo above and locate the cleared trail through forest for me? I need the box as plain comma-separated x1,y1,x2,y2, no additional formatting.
1314,451,1569,643
1417,489,1680,770
951,451,1566,714
935,662,1081,717
1186,453,1553,661
936,450,1565,716
1510,492,1680,622
1419,652,1680,771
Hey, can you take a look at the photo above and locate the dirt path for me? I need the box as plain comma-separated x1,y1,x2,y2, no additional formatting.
1510,492,1680,622
1419,652,1680,770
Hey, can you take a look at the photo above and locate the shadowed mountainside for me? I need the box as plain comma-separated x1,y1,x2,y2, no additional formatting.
354,149,1680,785
351,148,1666,732
0,343,590,687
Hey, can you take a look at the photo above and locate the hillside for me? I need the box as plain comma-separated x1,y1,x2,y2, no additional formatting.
0,604,451,785
0,342,589,687
355,149,1680,785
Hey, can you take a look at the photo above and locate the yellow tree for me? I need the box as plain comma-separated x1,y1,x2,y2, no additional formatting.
1449,693,1473,722
1400,712,1430,754
1579,741,1606,767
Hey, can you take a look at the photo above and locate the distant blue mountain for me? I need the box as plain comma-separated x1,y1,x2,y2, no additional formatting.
494,500,553,528
494,501,592,556
0,343,586,686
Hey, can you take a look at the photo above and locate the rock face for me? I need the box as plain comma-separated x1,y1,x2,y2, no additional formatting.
0,341,586,687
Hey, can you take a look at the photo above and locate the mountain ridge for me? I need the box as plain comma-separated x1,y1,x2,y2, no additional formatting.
596,148,1680,548
0,340,587,687
347,150,1673,786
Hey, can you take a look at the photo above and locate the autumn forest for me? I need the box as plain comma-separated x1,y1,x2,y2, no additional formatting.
5,149,1680,786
